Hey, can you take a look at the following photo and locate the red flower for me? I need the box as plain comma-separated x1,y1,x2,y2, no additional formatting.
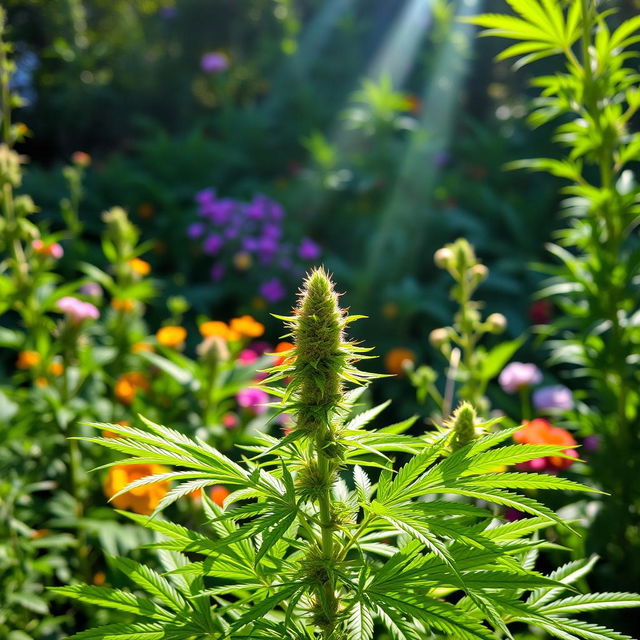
513,418,577,471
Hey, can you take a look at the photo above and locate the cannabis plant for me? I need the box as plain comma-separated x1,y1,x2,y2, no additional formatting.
467,0,640,595
55,268,639,639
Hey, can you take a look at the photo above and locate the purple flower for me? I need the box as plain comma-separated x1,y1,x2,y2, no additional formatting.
246,196,268,220
498,362,542,394
203,233,223,255
533,385,574,412
201,52,229,74
187,222,206,239
260,278,286,302
583,435,600,452
195,188,216,206
159,6,177,18
262,223,282,239
242,237,260,252
210,264,225,282
298,237,321,261
56,296,100,323
236,387,269,414
79,282,103,299
268,202,284,221
432,150,451,168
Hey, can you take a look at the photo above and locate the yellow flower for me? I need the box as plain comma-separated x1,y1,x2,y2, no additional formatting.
114,372,150,405
199,320,240,341
233,251,252,271
17,350,40,369
111,298,136,312
132,341,154,354
48,362,64,376
156,326,187,348
384,348,416,376
129,257,151,276
103,463,170,515
230,315,265,338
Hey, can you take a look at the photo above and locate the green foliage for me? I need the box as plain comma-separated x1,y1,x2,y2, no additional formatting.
467,0,640,598
56,268,640,639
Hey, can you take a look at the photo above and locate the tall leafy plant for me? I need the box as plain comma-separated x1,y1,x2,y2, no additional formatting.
467,0,640,592
55,268,639,640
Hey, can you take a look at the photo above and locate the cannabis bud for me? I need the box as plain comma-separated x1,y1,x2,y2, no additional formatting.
447,402,478,451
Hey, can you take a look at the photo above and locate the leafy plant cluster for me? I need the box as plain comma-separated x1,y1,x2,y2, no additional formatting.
468,0,640,595
58,268,640,640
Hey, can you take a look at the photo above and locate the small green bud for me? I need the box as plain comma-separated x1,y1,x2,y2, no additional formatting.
429,327,450,349
434,247,454,269
447,402,478,451
102,207,138,248
470,263,488,283
296,459,334,501
486,312,507,334
0,144,24,187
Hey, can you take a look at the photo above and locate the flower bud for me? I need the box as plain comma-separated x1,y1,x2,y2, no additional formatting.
470,263,488,283
429,327,450,349
486,312,507,334
434,247,454,269
448,402,478,451
0,144,24,187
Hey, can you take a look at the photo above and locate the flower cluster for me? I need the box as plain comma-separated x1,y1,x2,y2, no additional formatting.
56,296,100,323
514,419,578,472
188,189,321,302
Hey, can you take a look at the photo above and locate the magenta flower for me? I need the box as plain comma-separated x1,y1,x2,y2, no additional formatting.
201,52,229,74
56,296,100,323
498,362,542,394
203,233,223,255
260,278,286,302
238,348,258,365
236,387,269,414
533,385,573,412
298,237,321,261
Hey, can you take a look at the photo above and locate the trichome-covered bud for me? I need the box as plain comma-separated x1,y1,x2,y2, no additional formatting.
447,402,478,451
293,267,346,433
296,459,334,501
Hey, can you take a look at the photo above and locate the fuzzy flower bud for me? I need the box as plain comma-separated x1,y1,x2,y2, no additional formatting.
293,267,345,434
470,263,488,283
0,144,24,187
448,402,478,451
485,312,507,334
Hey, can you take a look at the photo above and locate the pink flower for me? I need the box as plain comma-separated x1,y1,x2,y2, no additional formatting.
238,348,259,365
33,239,64,259
56,296,100,323
236,387,269,414
498,362,542,394
222,413,239,429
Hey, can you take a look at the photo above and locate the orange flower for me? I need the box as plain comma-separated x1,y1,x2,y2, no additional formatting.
103,463,170,515
156,326,187,348
274,341,295,366
31,529,50,539
114,372,150,405
129,257,151,276
199,320,240,341
93,572,106,586
48,362,64,376
17,350,40,369
71,151,91,167
514,419,578,471
132,341,154,354
384,348,416,376
210,485,230,506
103,421,129,439
230,315,265,338
35,377,48,388
111,298,136,312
